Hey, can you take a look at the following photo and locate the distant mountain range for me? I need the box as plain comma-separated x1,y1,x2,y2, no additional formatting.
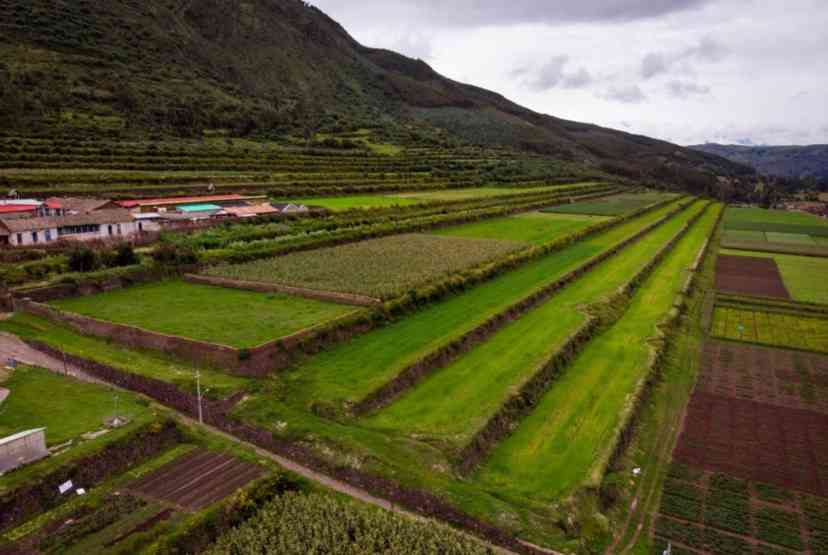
690,144,828,181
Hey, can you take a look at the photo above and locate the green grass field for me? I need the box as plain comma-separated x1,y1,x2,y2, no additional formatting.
0,365,151,446
431,212,609,245
392,185,580,202
0,313,250,397
720,249,828,304
541,192,674,216
275,199,687,412
474,204,720,500
723,207,828,237
711,306,828,353
365,202,708,446
205,234,524,299
51,281,357,348
278,195,422,211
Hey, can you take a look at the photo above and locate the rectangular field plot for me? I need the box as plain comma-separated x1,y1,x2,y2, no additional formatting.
715,254,790,299
127,448,264,511
51,281,356,348
431,212,608,245
673,393,828,498
540,192,674,216
711,306,828,353
472,203,718,499
699,340,828,413
720,249,828,304
653,466,826,555
391,185,577,202
204,233,524,300
724,206,828,238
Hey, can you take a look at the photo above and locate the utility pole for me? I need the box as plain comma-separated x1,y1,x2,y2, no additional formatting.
196,370,203,425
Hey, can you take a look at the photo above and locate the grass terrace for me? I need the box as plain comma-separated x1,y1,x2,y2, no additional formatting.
541,192,677,216
0,313,251,398
475,203,720,500
366,202,709,449
276,195,422,211
720,249,828,304
51,281,358,348
431,212,609,245
204,234,525,300
391,185,591,202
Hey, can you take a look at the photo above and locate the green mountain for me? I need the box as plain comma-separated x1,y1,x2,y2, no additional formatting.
0,0,753,192
691,143,828,182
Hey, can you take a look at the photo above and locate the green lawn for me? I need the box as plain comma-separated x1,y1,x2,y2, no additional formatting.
723,207,828,237
278,195,421,211
720,249,828,304
392,184,591,202
541,192,675,216
431,212,609,245
51,281,357,348
474,204,720,500
366,202,708,445
277,199,687,410
205,234,524,300
0,313,250,398
0,365,151,445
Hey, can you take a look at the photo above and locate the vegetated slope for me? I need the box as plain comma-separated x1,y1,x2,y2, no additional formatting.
691,143,828,181
0,0,752,194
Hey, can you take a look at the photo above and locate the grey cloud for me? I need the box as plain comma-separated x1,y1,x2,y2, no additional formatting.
602,85,647,103
312,0,712,27
523,57,594,91
667,80,711,98
641,37,728,79
391,32,434,60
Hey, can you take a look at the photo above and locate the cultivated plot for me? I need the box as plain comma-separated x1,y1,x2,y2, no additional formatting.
541,192,676,216
51,280,356,348
431,211,608,245
720,249,828,304
715,254,790,299
711,306,828,353
392,185,580,202
278,195,421,211
204,233,525,299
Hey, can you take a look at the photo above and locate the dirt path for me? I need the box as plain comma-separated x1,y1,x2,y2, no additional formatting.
0,330,546,555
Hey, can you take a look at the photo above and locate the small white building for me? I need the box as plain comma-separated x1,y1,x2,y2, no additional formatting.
0,210,139,247
0,428,48,475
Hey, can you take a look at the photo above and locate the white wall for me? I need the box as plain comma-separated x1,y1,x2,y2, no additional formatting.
8,221,140,246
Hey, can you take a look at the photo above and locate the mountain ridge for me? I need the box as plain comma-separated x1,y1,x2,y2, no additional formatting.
690,143,828,182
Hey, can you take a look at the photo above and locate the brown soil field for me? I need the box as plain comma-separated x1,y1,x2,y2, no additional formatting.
715,255,791,299
127,448,264,511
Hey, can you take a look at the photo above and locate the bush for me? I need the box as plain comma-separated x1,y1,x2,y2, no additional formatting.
152,243,198,266
110,243,139,267
67,246,101,273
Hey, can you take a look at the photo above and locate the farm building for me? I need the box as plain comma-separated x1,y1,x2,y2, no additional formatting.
223,204,283,218
0,428,48,475
0,200,43,219
43,197,121,217
0,210,138,246
117,194,267,214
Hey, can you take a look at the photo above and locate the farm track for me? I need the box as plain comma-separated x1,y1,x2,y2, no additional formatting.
471,203,718,497
364,201,703,445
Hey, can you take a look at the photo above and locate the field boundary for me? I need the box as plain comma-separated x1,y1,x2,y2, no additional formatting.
351,197,693,416
183,274,381,307
456,202,710,476
720,238,828,258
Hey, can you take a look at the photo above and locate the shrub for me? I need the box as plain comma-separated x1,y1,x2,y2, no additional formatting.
67,246,101,273
152,243,198,266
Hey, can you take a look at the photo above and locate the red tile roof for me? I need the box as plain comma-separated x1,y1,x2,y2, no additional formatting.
117,194,257,208
0,205,39,214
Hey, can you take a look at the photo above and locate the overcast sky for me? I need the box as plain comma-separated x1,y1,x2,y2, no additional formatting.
310,0,828,146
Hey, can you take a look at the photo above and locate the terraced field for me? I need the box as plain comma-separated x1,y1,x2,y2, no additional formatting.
277,198,686,410
366,202,711,449
474,203,719,499
431,211,608,245
542,192,677,216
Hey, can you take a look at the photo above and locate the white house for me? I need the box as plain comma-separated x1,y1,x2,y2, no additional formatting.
0,428,48,475
0,210,139,246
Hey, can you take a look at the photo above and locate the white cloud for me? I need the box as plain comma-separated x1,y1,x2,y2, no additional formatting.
602,85,648,104
667,80,711,98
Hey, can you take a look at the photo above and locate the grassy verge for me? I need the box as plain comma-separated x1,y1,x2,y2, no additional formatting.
473,204,718,504
51,280,358,348
276,195,421,211
0,313,251,397
365,202,707,447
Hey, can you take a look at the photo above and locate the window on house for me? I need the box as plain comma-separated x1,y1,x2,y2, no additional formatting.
45,229,52,242
31,231,38,243
116,223,122,235
108,225,113,236
16,233,22,245
138,222,143,232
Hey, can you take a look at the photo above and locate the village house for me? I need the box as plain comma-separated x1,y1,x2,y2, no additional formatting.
0,209,139,246
117,194,268,214
42,197,121,217
0,199,43,220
